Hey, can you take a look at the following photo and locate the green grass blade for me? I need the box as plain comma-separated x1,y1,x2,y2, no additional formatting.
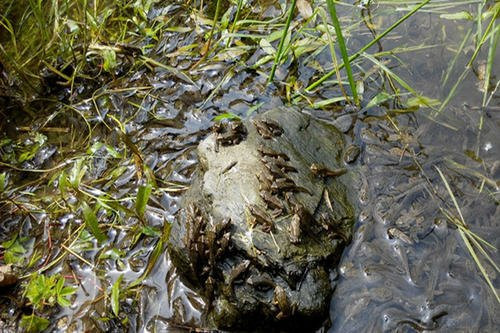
437,68,469,114
467,3,500,67
362,53,435,108
441,28,472,88
436,166,500,304
318,7,349,103
435,166,466,224
459,228,500,304
268,0,297,84
111,274,123,316
482,22,499,106
136,183,152,218
325,0,358,105
226,0,244,47
81,202,107,243
129,220,171,288
305,0,431,92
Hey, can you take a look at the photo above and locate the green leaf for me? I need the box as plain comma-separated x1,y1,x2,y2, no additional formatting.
68,159,87,188
213,112,241,122
2,235,26,265
135,184,152,218
25,274,55,308
81,202,107,243
260,38,276,55
130,221,171,288
58,171,70,195
407,96,440,108
99,248,125,260
111,274,123,316
55,277,75,307
104,144,122,158
312,96,346,109
141,226,161,237
440,11,473,21
366,91,392,108
246,102,264,117
20,315,50,333
102,49,117,72
0,172,6,192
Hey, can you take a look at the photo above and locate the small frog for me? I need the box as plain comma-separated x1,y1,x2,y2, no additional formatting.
387,227,414,245
343,144,360,164
261,156,297,173
224,260,251,294
253,119,283,138
258,145,290,160
310,163,347,178
256,172,272,192
253,119,274,139
289,213,301,244
247,204,273,232
273,285,294,319
246,273,275,292
260,118,284,136
272,178,311,195
260,191,284,212
213,120,247,151
216,232,231,258
263,162,288,179
183,204,204,250
273,157,297,173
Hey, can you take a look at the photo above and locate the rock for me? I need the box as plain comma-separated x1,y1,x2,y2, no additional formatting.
0,265,17,288
168,107,354,330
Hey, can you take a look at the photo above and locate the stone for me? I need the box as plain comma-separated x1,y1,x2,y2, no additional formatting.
168,107,354,330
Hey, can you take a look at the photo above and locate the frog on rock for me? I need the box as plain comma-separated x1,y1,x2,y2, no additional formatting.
168,107,354,330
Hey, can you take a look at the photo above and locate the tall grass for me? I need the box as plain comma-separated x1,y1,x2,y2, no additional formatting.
304,0,431,93
325,0,358,105
435,167,499,304
268,0,297,84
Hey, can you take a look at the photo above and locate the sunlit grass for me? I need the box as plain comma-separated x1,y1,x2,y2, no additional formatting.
268,0,297,84
325,0,358,105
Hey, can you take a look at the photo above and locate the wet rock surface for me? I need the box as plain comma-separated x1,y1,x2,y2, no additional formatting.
168,108,354,329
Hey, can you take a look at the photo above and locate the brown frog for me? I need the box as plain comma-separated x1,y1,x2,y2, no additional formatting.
247,204,273,232
261,156,297,173
273,285,294,319
260,191,284,215
256,171,273,192
289,213,301,244
310,163,347,178
253,119,284,138
271,178,311,195
343,144,360,164
224,260,251,294
213,120,247,151
263,162,288,179
258,144,290,160
246,273,276,292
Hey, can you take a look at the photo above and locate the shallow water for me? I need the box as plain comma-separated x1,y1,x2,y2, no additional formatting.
0,0,499,332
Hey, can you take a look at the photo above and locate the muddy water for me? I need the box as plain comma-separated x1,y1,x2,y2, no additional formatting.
1,0,499,332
